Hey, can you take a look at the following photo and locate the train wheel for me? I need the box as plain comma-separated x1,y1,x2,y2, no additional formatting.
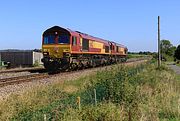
44,61,60,73
70,63,78,71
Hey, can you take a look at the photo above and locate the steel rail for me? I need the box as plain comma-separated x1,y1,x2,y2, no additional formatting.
0,73,49,87
0,67,45,74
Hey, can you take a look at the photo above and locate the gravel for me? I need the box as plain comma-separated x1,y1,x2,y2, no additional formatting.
0,72,39,79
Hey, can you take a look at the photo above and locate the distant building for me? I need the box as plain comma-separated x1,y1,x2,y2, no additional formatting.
0,50,43,67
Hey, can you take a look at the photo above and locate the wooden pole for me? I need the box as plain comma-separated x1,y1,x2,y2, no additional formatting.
0,53,1,62
158,16,161,68
44,114,47,121
77,96,81,110
0,53,1,67
94,89,97,106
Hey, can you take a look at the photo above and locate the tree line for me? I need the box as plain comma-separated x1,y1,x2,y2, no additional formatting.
129,40,180,62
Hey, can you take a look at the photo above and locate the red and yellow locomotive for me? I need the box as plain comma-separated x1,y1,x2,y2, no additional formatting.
41,26,128,71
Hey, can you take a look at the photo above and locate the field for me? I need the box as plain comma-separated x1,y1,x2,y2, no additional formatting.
127,54,149,59
0,60,180,120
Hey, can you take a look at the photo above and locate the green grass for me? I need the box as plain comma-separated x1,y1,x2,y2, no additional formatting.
176,74,180,81
0,61,180,121
177,63,180,67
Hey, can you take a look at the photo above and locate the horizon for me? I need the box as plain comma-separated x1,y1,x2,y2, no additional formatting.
0,48,159,53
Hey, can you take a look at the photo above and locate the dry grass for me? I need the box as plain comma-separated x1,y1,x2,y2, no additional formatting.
0,72,92,120
63,85,78,93
138,70,180,120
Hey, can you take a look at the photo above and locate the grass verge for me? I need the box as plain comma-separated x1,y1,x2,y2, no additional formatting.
0,61,180,120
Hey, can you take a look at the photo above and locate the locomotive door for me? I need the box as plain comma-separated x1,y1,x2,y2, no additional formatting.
82,38,89,51
71,36,80,52
109,42,113,55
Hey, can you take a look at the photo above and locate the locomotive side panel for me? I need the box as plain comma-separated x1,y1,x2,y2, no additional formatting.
71,38,109,55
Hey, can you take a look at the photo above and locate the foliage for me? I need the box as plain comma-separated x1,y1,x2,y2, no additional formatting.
177,63,180,67
86,65,143,104
162,54,174,61
33,60,40,67
33,49,41,52
174,45,180,60
138,51,152,55
161,40,176,57
61,103,124,121
128,51,156,55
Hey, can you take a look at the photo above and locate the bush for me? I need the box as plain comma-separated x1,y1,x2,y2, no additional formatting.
33,60,40,67
61,103,124,121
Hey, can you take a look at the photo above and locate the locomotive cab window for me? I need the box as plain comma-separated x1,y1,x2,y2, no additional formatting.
43,34,70,44
82,38,89,51
72,36,77,46
58,35,70,44
105,46,109,53
43,35,55,44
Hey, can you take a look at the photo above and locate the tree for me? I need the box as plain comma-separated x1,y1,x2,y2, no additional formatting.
174,45,180,60
161,40,172,55
161,40,176,56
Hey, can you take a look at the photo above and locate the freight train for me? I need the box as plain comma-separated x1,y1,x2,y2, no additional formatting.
41,26,128,71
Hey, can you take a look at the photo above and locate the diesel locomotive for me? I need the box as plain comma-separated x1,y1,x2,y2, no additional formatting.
41,26,128,71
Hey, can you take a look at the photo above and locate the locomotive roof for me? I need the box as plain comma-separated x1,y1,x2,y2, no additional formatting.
43,26,127,48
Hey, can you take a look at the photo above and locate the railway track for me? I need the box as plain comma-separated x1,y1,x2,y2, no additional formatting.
0,67,45,74
0,58,150,87
0,73,49,87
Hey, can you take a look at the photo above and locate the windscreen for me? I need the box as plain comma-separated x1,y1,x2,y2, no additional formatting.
43,34,70,44
43,35,55,44
58,35,69,44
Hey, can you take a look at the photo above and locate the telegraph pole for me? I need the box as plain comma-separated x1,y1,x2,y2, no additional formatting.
0,53,1,68
158,16,161,68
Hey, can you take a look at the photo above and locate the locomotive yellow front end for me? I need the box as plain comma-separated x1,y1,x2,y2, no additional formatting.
42,44,70,59
41,26,71,71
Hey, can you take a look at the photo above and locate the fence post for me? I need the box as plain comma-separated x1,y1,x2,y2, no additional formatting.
77,96,81,110
94,89,97,106
44,114,47,121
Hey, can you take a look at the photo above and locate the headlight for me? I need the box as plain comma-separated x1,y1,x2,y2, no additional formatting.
63,49,70,52
43,52,49,55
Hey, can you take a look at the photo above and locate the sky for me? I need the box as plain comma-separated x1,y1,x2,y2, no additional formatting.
0,0,179,52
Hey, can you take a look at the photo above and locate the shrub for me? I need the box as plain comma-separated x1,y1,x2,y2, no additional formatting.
33,60,40,67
